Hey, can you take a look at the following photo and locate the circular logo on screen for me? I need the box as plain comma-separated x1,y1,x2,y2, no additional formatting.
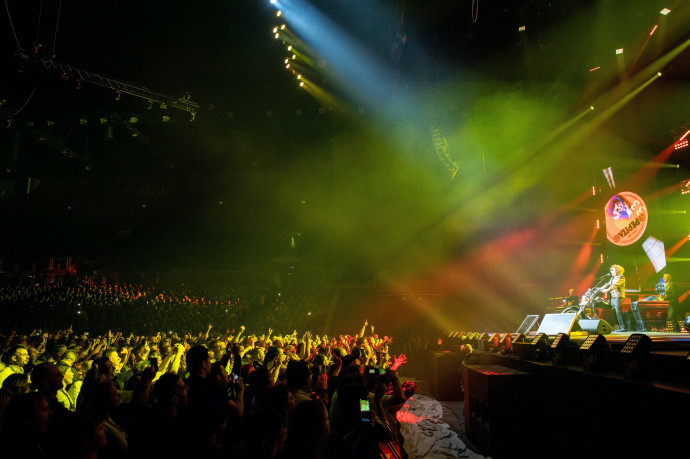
605,192,648,246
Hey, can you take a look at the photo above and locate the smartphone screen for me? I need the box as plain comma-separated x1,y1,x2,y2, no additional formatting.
359,399,370,412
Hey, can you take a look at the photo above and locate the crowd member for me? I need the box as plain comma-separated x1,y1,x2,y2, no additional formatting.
1,277,416,459
0,344,30,386
283,399,333,459
0,392,53,459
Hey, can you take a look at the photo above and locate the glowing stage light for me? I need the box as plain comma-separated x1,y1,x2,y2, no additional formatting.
292,54,296,59
675,139,689,150
660,8,671,15
287,45,292,51
589,66,601,72
297,74,302,79
280,24,286,30
270,0,277,4
616,48,624,54
596,219,600,229
680,178,690,195
299,82,304,87
273,27,278,33
284,58,289,64
602,167,615,189
285,64,290,69
276,10,282,17
274,33,280,39
518,25,526,31
650,25,658,36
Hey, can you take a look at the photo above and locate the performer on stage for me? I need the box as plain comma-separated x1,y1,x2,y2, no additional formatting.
564,289,579,308
661,273,680,332
601,264,627,332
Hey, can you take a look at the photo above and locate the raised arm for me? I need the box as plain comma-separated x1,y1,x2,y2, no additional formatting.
358,320,369,339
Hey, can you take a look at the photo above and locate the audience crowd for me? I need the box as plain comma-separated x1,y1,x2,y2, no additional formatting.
0,279,418,459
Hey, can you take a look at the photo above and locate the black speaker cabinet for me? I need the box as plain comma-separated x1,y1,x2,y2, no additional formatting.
578,318,613,335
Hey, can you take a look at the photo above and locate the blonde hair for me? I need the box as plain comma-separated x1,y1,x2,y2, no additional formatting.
610,264,624,275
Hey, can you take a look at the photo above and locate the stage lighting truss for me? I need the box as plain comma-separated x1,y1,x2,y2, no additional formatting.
22,56,198,116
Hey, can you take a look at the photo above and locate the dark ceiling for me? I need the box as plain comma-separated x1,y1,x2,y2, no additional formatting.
1,0,689,272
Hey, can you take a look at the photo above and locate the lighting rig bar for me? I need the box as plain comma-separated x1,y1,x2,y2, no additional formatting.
20,55,199,115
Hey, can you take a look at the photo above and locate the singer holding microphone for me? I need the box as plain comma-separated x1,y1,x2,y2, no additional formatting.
601,264,627,332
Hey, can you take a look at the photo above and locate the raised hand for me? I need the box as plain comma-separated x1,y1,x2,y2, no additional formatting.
390,353,407,371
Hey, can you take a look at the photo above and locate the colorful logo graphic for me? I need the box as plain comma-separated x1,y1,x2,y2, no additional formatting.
605,192,648,246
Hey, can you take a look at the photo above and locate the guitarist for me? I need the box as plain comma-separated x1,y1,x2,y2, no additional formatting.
601,265,627,332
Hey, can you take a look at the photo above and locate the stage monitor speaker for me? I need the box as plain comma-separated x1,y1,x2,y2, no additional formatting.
578,319,612,335
516,314,540,334
536,313,577,336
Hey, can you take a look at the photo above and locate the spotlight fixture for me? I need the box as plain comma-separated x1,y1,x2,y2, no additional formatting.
276,10,282,17
518,25,526,31
675,140,689,151
616,48,624,54
280,24,286,30
274,33,279,39
580,334,607,372
621,333,652,379
660,8,671,15
550,333,570,365
273,27,278,33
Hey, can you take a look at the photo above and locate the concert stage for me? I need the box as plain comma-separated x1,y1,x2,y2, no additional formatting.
438,328,690,458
